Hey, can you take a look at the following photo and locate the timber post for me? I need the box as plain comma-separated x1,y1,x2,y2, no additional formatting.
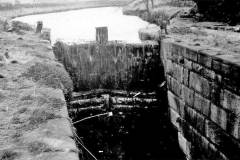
36,21,43,33
96,27,108,44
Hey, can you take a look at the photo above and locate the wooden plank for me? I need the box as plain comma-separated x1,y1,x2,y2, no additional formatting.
96,27,108,44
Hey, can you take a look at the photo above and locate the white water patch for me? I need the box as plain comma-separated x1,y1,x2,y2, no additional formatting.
14,7,150,44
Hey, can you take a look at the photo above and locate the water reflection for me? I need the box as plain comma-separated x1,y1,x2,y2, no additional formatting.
14,7,150,43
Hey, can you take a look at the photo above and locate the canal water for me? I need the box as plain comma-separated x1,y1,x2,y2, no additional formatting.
14,7,151,43
74,104,185,160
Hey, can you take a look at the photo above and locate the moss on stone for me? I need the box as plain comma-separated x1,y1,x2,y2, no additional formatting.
21,62,73,98
27,141,53,155
27,109,62,130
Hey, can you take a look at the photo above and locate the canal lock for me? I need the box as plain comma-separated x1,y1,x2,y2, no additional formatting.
69,89,185,160
53,29,185,160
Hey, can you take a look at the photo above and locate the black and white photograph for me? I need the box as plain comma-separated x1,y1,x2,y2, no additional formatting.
0,0,240,160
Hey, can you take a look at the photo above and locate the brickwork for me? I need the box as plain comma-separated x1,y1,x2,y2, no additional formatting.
162,39,240,160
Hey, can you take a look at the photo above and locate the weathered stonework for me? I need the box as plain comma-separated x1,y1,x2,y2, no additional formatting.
0,24,78,160
162,39,240,160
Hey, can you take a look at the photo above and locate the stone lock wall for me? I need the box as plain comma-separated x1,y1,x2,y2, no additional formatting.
161,38,240,160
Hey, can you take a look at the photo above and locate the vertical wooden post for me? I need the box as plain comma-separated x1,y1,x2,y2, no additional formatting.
144,0,150,15
3,19,9,31
36,21,43,33
96,27,108,44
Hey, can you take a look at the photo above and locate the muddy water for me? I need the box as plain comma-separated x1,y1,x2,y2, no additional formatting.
14,7,151,43
73,93,185,160
74,108,185,160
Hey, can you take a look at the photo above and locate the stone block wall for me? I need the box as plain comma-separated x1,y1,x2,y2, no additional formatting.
161,38,240,160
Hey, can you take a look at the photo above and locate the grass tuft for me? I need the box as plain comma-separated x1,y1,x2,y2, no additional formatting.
11,117,22,124
0,92,5,102
11,21,33,32
17,107,28,114
27,109,62,130
36,96,48,106
20,95,34,101
36,96,65,109
0,150,19,160
143,10,169,25
11,131,22,140
21,62,73,96
49,97,65,110
27,141,53,155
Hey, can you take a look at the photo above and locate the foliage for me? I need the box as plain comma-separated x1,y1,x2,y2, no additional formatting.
193,0,240,25
166,0,194,7
11,21,33,31
146,10,169,25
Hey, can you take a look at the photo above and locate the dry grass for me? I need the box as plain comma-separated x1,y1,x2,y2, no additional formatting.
21,62,73,96
17,107,28,114
0,92,5,102
36,96,48,106
20,95,34,101
27,141,53,155
19,93,65,115
141,10,170,25
212,34,230,47
11,21,33,32
0,150,19,160
165,0,194,7
150,10,169,24
27,108,62,130
11,130,22,140
48,97,65,110
36,96,65,110
11,116,22,124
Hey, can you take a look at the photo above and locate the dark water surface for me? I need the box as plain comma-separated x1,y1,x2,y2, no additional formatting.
74,106,185,160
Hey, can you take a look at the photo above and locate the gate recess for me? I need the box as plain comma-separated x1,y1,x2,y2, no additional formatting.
53,27,185,160
53,27,163,92
69,89,159,121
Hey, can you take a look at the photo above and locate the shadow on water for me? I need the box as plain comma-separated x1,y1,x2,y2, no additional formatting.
74,104,185,160
71,49,185,160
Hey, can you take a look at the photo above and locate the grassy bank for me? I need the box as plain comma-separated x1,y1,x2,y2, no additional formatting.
0,21,78,159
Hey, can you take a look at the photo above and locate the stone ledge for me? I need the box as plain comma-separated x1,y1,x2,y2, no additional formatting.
0,26,78,160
